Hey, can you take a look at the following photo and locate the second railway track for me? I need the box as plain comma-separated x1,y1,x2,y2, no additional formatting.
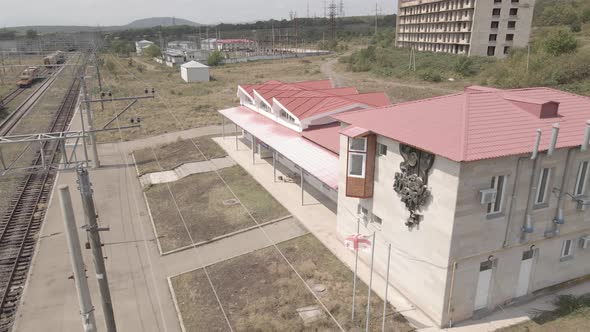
0,53,87,332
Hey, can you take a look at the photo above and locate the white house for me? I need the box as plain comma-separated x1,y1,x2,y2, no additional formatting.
135,40,154,55
180,61,209,82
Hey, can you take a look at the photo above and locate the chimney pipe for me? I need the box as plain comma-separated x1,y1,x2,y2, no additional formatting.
548,123,560,156
531,129,542,160
581,120,590,152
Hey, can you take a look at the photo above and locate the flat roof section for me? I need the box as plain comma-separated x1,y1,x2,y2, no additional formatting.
219,106,340,189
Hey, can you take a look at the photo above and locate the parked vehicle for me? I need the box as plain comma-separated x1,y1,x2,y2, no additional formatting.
43,51,65,66
16,66,40,87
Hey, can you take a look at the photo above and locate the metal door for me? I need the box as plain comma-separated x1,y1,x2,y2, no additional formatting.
474,261,493,310
515,250,534,298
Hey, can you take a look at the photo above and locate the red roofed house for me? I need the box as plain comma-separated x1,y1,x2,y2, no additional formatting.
219,79,391,203
220,81,590,327
333,85,590,326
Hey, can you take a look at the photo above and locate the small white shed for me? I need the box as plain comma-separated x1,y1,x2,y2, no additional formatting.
180,61,210,82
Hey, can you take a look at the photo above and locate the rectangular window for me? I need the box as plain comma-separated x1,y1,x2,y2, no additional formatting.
372,214,383,228
279,109,295,123
492,8,501,16
575,161,589,196
504,46,511,54
348,153,366,178
349,137,367,152
489,34,497,41
487,46,496,56
509,8,518,16
511,0,519,3
358,205,369,218
506,34,514,41
491,21,499,29
487,175,506,214
561,239,573,258
508,21,516,29
535,168,551,205
377,143,387,156
494,0,501,3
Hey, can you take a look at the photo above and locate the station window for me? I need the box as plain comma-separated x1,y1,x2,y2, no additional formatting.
509,8,518,16
491,21,499,29
489,34,497,42
487,175,506,214
377,143,387,156
372,214,383,228
506,34,514,41
535,168,551,205
504,46,511,54
349,137,367,152
492,8,501,16
574,161,589,196
508,21,516,29
348,153,366,178
561,239,574,260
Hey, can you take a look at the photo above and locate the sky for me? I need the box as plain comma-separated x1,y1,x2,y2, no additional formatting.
2,0,398,27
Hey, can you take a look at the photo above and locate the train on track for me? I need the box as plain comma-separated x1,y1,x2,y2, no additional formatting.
43,51,65,66
16,67,40,88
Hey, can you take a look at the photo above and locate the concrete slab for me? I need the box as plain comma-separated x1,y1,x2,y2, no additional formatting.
138,156,236,187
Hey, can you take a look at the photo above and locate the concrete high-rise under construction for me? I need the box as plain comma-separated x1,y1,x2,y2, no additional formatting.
395,0,536,58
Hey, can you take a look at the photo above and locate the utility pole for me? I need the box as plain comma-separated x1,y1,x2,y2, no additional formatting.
375,3,379,35
93,52,104,111
80,76,100,168
329,1,338,40
77,167,117,332
59,185,97,332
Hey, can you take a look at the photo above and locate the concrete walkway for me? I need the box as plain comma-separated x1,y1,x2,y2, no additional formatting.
213,136,590,332
139,156,236,187
13,122,305,332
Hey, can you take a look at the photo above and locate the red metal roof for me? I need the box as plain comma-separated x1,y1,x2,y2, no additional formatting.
219,106,340,189
239,80,391,121
301,123,342,154
334,87,590,162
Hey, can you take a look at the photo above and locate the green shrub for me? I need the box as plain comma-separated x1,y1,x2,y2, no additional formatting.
453,56,475,77
207,50,224,66
143,44,161,58
541,28,579,56
418,69,442,82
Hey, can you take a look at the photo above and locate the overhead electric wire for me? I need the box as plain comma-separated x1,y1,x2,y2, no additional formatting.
109,55,346,331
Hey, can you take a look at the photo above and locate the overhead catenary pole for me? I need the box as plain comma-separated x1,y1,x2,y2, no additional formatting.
58,185,97,332
93,52,104,111
351,218,360,320
81,76,100,168
382,243,392,332
365,232,376,332
77,168,117,332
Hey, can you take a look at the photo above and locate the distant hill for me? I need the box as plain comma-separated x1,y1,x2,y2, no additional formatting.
4,17,201,35
124,17,201,29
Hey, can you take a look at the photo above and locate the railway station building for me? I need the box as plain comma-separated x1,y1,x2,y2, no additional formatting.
219,81,590,327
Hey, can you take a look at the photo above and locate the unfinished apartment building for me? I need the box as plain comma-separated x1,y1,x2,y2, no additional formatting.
395,0,536,57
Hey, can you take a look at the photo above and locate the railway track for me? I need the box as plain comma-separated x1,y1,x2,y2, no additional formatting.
0,89,25,108
0,54,86,332
0,66,64,136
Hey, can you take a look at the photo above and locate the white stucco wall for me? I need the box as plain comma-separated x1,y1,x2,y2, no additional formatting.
181,66,210,82
337,134,461,326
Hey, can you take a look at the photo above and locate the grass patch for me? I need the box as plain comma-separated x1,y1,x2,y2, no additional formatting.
171,234,414,331
93,53,325,143
498,294,590,332
133,136,226,175
145,165,289,252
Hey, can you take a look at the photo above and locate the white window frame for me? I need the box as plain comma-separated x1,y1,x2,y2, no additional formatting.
377,143,387,156
561,239,574,259
487,175,506,215
535,168,551,205
348,152,366,178
349,137,367,152
574,161,589,197
372,214,383,228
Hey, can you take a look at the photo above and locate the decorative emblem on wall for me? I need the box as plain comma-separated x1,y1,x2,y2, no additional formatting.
393,144,435,228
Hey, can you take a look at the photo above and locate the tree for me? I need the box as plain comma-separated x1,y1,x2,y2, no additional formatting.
207,50,224,66
109,40,134,55
25,29,37,39
143,44,161,58
541,28,579,56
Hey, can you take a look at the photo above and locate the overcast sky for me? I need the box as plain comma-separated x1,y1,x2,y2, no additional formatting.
2,0,398,27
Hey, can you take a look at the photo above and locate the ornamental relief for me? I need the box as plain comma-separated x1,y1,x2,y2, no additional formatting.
393,144,435,229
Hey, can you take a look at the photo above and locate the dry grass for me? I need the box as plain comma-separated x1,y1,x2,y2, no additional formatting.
171,233,415,332
144,165,289,253
92,54,325,143
133,135,227,175
499,308,590,332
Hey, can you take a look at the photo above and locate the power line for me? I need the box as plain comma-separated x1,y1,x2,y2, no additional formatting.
107,56,346,331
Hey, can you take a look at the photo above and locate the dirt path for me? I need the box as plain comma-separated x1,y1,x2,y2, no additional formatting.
320,53,458,94
132,56,158,71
